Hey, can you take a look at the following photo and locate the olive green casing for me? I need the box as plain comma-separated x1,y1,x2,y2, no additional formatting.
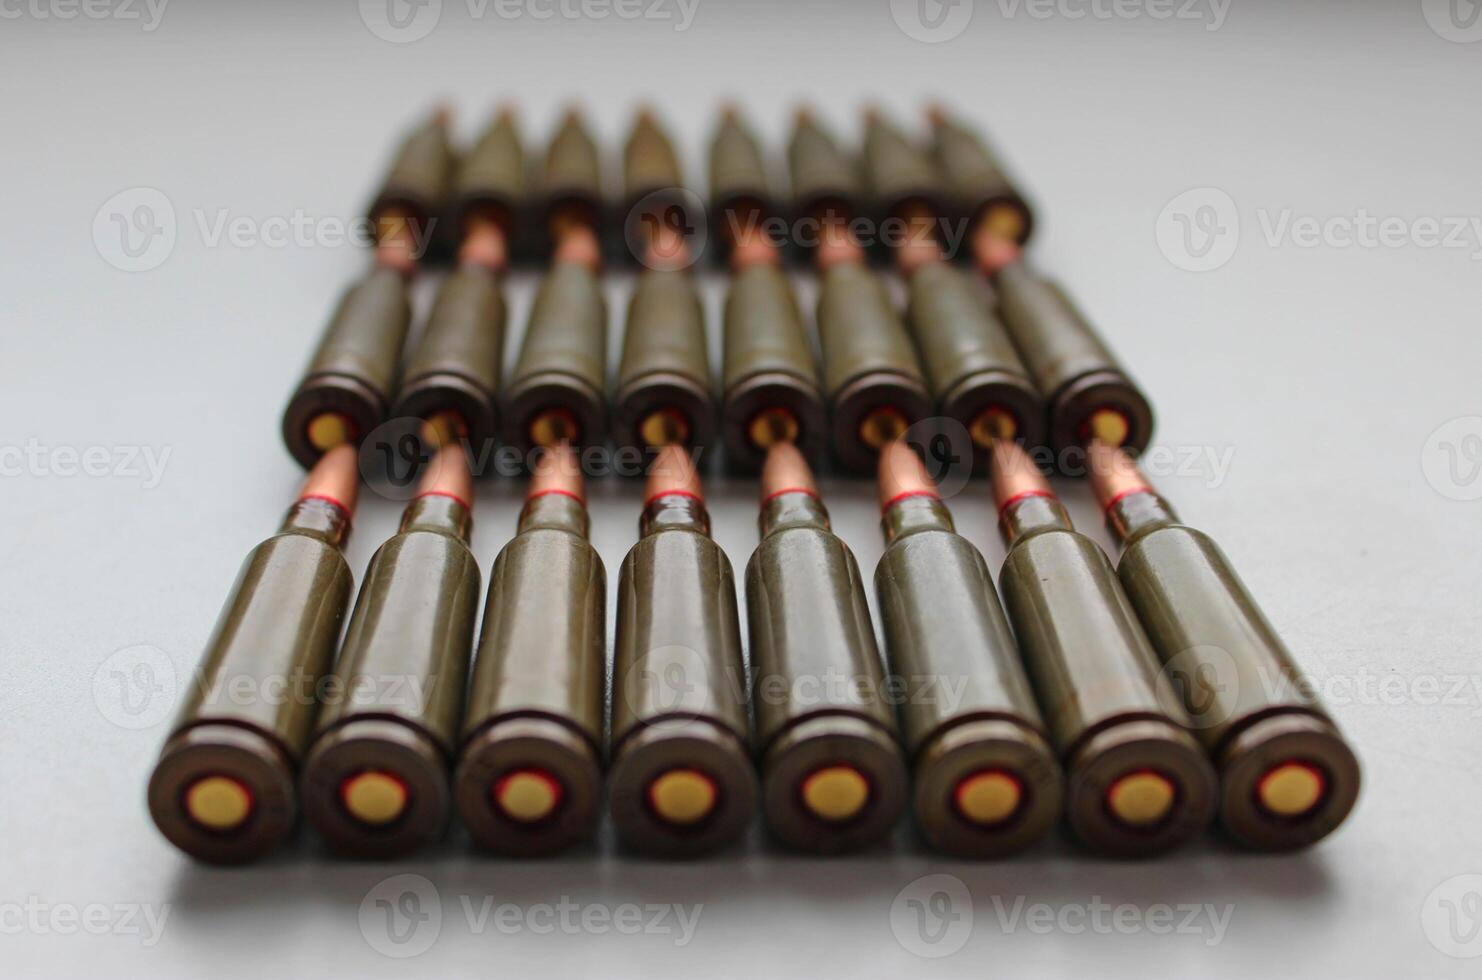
613,269,715,452
746,492,907,853
457,492,607,855
610,494,756,856
816,261,931,473
998,495,1216,856
300,494,479,857
367,114,456,262
282,267,412,469
1111,492,1360,850
875,493,1062,856
537,112,604,255
930,113,1034,250
394,267,507,456
994,262,1154,458
862,111,943,223
148,498,353,864
907,261,1044,464
503,261,608,452
622,113,693,267
459,113,525,223
708,110,778,262
721,263,825,471
788,112,862,226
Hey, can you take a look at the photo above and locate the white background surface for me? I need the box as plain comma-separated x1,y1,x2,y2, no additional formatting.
2,1,1480,977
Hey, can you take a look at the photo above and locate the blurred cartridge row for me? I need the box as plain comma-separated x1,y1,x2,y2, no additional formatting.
279,105,1153,484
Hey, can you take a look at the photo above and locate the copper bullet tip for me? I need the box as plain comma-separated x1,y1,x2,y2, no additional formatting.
794,105,815,126
989,438,1053,511
431,104,453,129
877,441,938,512
718,102,740,124
528,442,586,504
925,104,948,128
493,102,518,125
459,214,508,273
299,444,360,516
646,444,703,504
760,442,817,503
1086,439,1154,512
417,444,474,508
862,105,882,125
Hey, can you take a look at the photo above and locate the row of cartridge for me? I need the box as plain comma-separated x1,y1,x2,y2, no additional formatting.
147,105,1359,865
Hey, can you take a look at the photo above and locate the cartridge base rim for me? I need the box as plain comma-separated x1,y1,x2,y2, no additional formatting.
300,718,449,858
395,372,499,461
282,374,386,470
913,718,1063,858
1050,370,1154,459
1065,718,1217,857
761,714,908,854
940,370,1045,470
831,373,932,475
1217,712,1360,851
613,373,715,453
608,719,757,858
504,372,607,453
722,371,826,473
455,716,603,857
148,723,298,865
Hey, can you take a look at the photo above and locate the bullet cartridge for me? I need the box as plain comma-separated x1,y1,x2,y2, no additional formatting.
148,448,358,864
367,111,456,262
1090,443,1360,850
538,110,605,256
747,445,907,853
992,441,1215,856
721,263,825,471
708,108,779,263
299,451,479,857
623,111,695,267
393,266,507,458
816,261,931,473
873,444,1061,857
503,260,608,452
609,448,756,856
282,266,413,469
788,110,863,232
862,109,943,230
994,261,1154,458
613,268,715,453
906,260,1044,465
456,449,606,856
458,110,526,251
929,108,1034,252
